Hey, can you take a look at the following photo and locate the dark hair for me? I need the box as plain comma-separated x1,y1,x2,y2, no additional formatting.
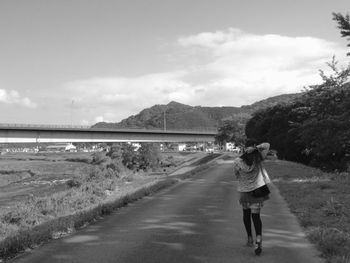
245,138,258,148
240,147,262,166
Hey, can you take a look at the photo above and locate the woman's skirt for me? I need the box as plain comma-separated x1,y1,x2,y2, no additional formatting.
239,191,269,209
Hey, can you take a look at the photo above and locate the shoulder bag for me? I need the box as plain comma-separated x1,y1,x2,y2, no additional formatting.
250,164,271,198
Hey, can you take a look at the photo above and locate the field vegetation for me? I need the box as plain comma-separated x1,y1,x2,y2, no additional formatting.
266,159,350,263
0,144,211,259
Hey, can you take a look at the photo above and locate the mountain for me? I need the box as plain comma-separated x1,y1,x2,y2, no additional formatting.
92,93,300,130
240,93,301,112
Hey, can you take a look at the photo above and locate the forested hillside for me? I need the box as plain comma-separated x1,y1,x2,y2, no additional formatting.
92,94,299,130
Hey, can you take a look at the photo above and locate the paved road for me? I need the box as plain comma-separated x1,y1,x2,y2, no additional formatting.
11,164,324,263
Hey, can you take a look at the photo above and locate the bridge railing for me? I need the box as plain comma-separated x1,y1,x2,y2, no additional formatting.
91,126,219,133
0,123,90,129
0,123,218,133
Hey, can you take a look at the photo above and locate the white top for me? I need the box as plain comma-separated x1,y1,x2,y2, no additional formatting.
233,143,270,192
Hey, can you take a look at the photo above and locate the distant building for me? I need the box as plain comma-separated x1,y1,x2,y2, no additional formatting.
46,143,77,152
225,142,240,153
178,143,187,151
131,142,141,151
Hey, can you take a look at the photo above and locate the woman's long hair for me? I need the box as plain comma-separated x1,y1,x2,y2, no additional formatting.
240,148,262,166
241,138,262,166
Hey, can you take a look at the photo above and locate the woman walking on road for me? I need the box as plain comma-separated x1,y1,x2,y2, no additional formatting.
233,139,271,255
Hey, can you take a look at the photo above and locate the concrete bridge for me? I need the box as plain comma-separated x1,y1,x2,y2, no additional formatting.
0,124,217,143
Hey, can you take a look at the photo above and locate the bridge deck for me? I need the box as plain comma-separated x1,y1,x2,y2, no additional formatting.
0,124,217,143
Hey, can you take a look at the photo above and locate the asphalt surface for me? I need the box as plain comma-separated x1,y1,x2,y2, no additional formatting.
11,163,325,263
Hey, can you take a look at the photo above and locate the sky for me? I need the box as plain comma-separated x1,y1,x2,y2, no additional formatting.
0,0,349,125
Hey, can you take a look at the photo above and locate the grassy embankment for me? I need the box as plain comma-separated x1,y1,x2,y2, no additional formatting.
0,151,219,260
265,160,350,263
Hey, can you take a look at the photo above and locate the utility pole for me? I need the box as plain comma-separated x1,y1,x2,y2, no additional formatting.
163,106,166,131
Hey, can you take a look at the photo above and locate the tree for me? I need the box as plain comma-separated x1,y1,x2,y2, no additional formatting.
318,56,350,88
91,152,106,165
121,143,138,170
245,103,308,162
106,143,123,159
332,12,350,56
297,59,350,170
245,57,350,171
215,120,245,146
138,143,161,171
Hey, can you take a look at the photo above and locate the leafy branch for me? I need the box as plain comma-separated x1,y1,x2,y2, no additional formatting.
332,12,350,56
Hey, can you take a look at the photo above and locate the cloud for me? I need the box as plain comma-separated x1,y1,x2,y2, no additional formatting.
94,116,107,123
178,28,245,48
176,28,348,104
61,28,348,124
62,71,198,123
0,89,37,108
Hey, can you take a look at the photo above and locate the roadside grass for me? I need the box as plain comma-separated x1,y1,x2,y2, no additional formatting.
0,177,178,260
0,152,216,260
265,160,350,263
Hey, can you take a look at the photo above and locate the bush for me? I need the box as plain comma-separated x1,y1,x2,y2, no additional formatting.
308,227,350,258
106,159,123,176
65,157,91,164
0,222,18,238
86,166,105,182
80,182,106,199
121,144,138,170
106,144,123,159
105,168,116,178
1,197,47,228
138,143,161,171
91,152,106,165
66,178,82,188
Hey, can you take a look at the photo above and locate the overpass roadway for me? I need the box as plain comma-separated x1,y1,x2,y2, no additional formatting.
0,124,217,143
